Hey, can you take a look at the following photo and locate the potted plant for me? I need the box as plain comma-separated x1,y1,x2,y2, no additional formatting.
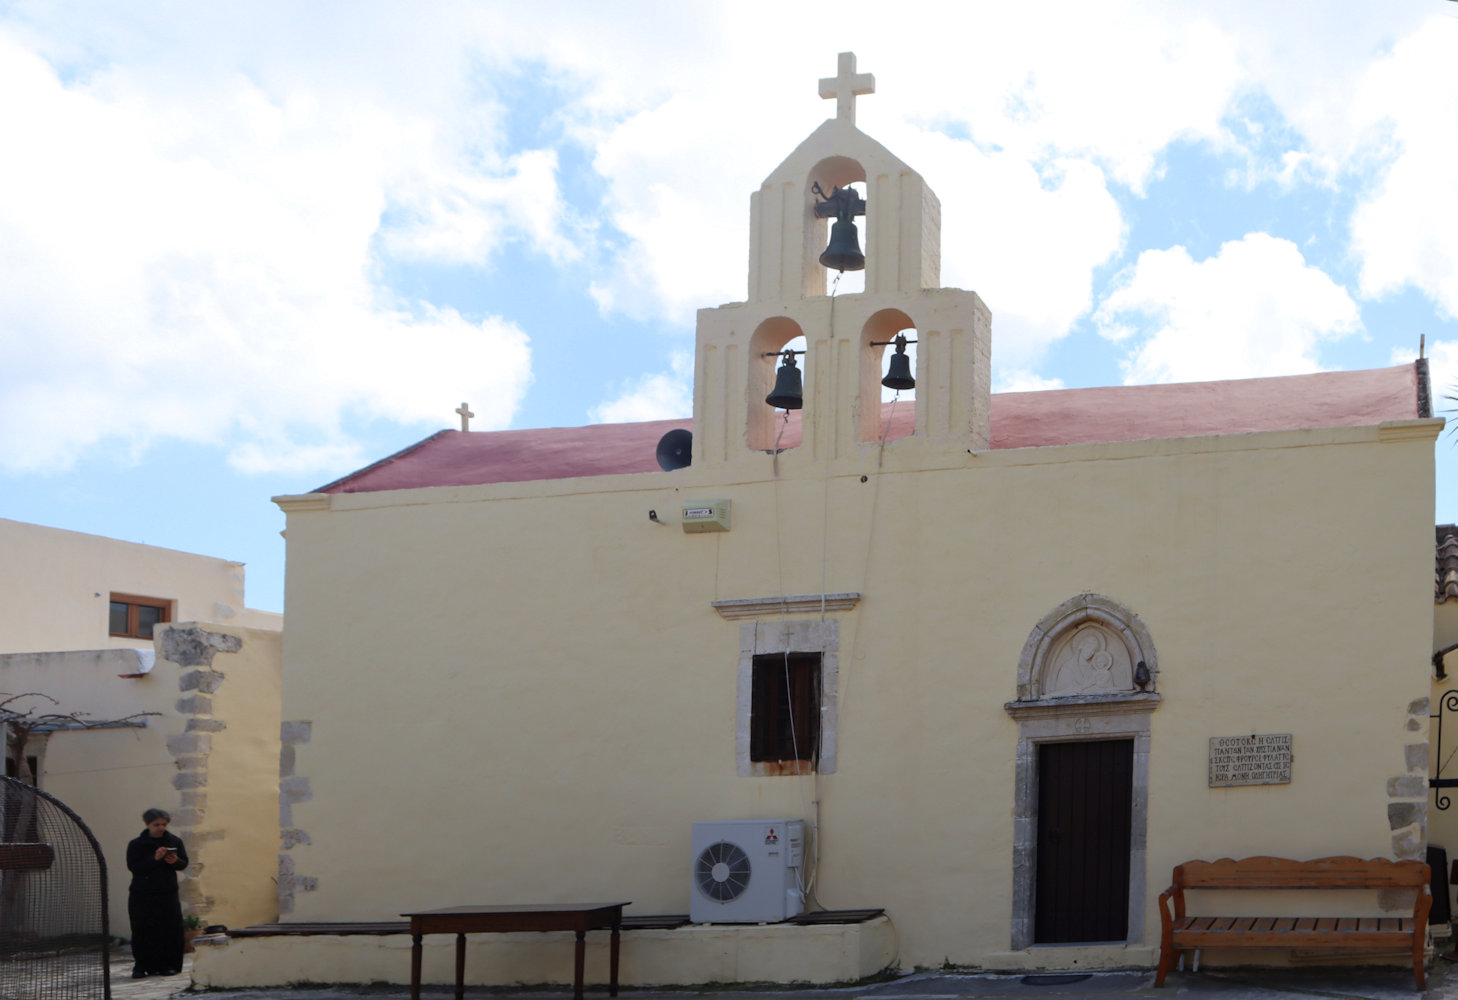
182,914,205,952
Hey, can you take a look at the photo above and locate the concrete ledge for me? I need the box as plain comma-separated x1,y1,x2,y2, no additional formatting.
980,945,1158,972
977,943,1418,975
192,916,897,988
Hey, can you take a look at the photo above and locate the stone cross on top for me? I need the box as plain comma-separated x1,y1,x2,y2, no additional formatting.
455,402,474,432
819,52,875,125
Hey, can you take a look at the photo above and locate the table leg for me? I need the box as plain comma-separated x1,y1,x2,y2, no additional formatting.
609,921,621,997
411,932,423,1000
455,933,466,1000
574,929,586,1000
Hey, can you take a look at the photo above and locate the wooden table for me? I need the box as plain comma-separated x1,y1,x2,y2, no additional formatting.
401,902,630,1000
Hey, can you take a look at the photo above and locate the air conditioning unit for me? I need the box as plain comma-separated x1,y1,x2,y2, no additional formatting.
690,819,806,923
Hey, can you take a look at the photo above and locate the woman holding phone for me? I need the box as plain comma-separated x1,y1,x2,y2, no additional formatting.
125,807,189,978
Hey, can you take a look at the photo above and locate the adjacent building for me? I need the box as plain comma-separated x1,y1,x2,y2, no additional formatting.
0,518,283,932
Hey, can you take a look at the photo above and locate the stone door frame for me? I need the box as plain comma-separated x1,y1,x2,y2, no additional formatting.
1006,698,1156,949
1005,593,1160,950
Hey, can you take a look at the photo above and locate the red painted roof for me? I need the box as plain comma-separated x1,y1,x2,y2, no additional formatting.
319,364,1423,494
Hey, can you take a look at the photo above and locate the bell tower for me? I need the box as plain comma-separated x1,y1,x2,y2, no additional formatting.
692,53,991,470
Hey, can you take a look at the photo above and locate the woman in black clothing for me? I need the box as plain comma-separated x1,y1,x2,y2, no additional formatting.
126,807,189,978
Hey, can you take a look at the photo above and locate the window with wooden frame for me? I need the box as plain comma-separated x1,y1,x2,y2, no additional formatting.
749,652,821,765
735,618,840,777
109,593,172,639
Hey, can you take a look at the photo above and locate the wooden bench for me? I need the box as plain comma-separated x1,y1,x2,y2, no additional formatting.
1156,856,1431,989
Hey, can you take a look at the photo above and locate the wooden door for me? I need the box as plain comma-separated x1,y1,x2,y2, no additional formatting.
1034,739,1133,943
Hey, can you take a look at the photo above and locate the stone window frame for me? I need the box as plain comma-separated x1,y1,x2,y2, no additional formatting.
736,619,839,777
1005,593,1160,951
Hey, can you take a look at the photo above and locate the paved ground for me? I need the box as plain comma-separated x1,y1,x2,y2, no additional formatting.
109,954,194,1000
102,956,1458,1000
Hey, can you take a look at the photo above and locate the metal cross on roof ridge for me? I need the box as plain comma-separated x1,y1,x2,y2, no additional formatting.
819,52,875,125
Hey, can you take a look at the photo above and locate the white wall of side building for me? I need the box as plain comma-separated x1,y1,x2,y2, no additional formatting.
0,517,280,655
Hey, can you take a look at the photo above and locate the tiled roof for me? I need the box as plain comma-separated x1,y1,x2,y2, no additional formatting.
318,364,1424,495
1439,525,1458,604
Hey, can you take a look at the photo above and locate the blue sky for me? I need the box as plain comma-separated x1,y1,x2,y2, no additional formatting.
3,1,1458,614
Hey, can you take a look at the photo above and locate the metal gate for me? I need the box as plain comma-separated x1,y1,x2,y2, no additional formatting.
1034,739,1133,944
0,776,110,1000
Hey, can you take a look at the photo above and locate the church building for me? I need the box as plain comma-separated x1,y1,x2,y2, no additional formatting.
200,55,1440,988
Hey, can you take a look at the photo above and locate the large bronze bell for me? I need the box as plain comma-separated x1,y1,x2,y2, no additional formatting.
765,351,804,410
881,334,915,391
820,218,866,272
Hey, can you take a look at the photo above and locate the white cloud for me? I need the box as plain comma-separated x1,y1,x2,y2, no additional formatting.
1094,234,1361,384
892,131,1124,367
995,372,1067,394
1202,2,1438,177
558,2,1458,353
901,4,1246,195
227,441,368,478
569,3,1235,333
382,147,583,266
591,351,693,424
1170,10,1458,323
0,24,540,474
1349,16,1458,319
583,71,809,324
4,0,1454,479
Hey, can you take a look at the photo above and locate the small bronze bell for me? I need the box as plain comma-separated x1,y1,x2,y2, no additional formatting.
881,334,914,391
812,181,868,273
765,351,804,410
820,218,866,272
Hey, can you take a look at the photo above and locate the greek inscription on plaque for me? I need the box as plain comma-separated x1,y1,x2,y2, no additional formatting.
1209,733,1293,787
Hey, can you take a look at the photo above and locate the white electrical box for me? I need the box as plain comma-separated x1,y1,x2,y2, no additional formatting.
681,499,731,533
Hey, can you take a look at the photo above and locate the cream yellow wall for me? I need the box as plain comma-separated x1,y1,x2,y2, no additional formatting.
0,517,281,654
0,648,165,937
172,623,284,927
275,419,1436,971
1434,602,1458,653
0,623,281,935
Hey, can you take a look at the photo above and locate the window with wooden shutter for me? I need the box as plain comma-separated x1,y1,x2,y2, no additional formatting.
750,653,820,764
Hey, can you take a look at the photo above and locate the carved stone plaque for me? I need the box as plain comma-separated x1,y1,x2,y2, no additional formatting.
1042,624,1135,697
1209,734,1293,787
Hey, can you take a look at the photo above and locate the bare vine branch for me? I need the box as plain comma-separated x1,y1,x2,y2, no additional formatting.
1,692,160,786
